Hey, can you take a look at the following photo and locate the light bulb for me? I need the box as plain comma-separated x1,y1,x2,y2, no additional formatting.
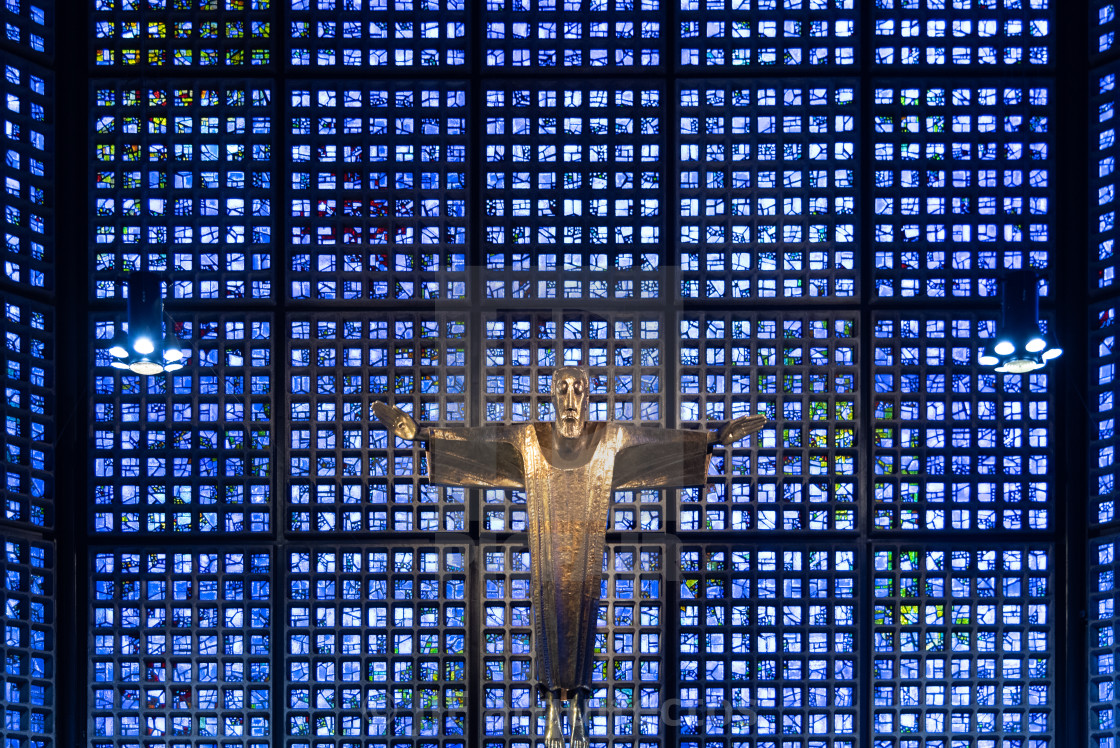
978,354,999,366
1025,337,1046,353
163,346,183,362
110,360,129,370
164,362,184,373
1042,347,1063,361
133,336,155,355
993,340,1015,356
109,343,128,358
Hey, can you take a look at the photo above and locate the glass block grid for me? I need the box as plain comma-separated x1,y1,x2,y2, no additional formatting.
872,545,1054,746
481,543,664,748
1098,0,1119,60
1091,536,1120,745
871,82,1053,300
485,0,661,70
483,83,664,302
0,535,53,748
678,0,855,68
1093,301,1120,525
678,81,856,301
287,83,467,302
89,549,272,748
872,0,1051,66
872,313,1053,532
91,313,272,535
286,313,467,534
679,313,858,533
284,546,468,747
0,57,50,295
1094,66,1119,296
482,312,667,533
290,0,466,69
0,298,51,531
0,0,49,57
90,82,275,301
92,0,272,68
677,545,857,748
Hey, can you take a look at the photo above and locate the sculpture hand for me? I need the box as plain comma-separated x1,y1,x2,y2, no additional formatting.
716,414,766,446
371,401,422,441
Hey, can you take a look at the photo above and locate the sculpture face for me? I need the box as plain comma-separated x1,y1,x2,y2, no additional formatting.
553,367,589,440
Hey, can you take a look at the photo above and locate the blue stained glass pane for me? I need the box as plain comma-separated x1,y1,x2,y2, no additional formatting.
678,545,858,745
0,537,53,745
287,314,467,534
678,0,856,68
873,0,1051,66
0,57,51,295
286,83,467,302
872,314,1053,531
88,549,272,747
290,0,466,68
0,298,53,529
872,546,1053,745
872,82,1053,300
678,83,857,301
486,1,661,70
284,545,467,739
90,82,275,301
679,313,858,532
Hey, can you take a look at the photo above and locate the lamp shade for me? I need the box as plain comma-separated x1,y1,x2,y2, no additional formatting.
108,271,190,375
979,270,1061,373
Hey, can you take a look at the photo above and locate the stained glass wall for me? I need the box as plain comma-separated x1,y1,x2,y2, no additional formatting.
82,3,1066,748
1093,9,1120,748
0,0,53,742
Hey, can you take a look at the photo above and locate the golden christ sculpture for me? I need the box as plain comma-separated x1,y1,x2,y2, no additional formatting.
374,366,764,748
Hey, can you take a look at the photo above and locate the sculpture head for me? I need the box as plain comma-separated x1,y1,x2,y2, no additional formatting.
552,367,589,440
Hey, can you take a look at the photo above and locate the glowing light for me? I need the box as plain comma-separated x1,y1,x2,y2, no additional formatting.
133,336,155,355
1025,337,1046,353
993,340,1015,356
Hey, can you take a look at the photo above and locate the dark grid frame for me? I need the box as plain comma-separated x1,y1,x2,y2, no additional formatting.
68,3,1080,748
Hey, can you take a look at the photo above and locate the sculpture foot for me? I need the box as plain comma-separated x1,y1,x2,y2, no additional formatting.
544,690,565,748
569,692,589,748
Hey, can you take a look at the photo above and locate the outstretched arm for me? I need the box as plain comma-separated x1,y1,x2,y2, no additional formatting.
709,413,767,447
371,401,431,443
